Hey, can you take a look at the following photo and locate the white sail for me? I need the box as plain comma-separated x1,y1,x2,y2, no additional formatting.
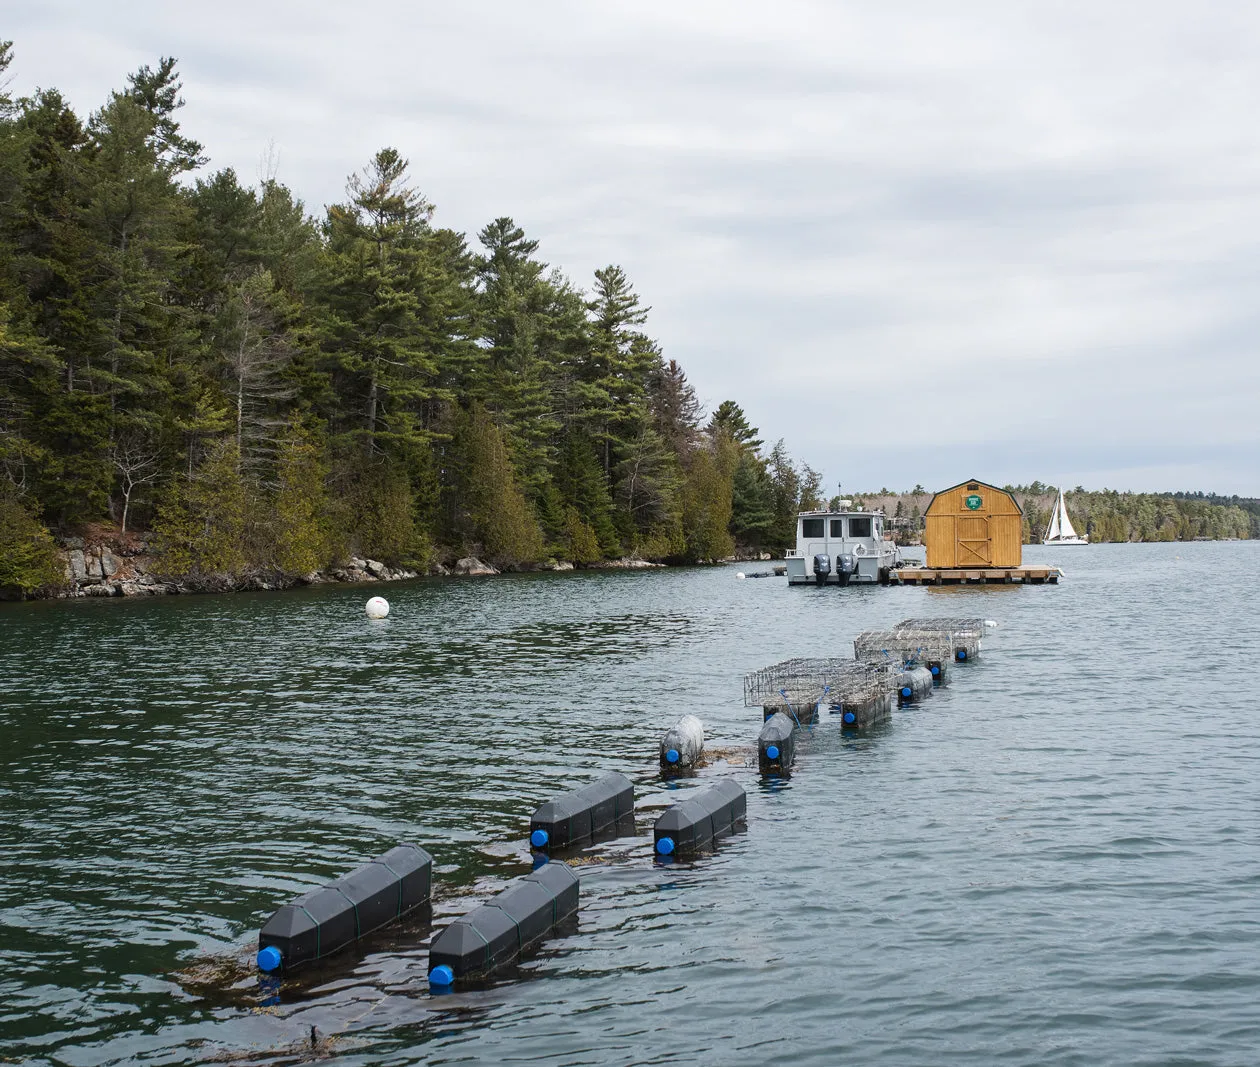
1057,491,1080,539
1044,494,1062,541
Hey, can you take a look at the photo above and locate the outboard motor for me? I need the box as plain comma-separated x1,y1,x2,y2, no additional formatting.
836,553,857,586
812,554,831,585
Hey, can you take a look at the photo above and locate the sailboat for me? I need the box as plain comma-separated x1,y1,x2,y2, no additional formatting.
1043,489,1088,545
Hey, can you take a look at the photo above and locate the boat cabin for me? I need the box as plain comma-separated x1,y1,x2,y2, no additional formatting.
785,510,900,586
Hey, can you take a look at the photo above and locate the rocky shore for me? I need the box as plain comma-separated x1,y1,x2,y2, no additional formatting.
52,536,664,599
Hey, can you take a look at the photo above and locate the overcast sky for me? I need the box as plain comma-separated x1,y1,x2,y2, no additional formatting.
8,2,1260,494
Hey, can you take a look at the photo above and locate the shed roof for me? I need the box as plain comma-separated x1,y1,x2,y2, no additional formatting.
927,478,1023,516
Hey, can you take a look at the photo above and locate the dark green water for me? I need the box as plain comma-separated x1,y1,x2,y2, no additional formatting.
2,542,1259,1065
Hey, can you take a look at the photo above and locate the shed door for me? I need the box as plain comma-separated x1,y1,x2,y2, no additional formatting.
956,516,991,566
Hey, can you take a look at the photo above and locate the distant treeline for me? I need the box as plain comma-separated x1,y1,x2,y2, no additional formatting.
849,483,1255,544
0,46,824,596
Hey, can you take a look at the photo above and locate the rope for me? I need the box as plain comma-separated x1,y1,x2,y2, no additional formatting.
461,914,494,968
484,902,523,952
377,858,403,918
812,684,830,724
778,688,802,728
297,904,321,959
330,885,361,938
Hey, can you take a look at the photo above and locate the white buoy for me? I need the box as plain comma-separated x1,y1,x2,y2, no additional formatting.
736,572,746,580
984,619,999,629
365,596,390,619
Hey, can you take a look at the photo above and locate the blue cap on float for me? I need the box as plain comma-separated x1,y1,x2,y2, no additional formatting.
843,710,856,724
656,836,675,855
429,964,454,989
530,828,549,849
257,945,282,973
931,665,940,676
665,748,680,763
957,649,967,660
765,745,780,760
901,686,912,698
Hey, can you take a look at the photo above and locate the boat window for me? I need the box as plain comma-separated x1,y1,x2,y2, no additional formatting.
801,518,824,538
829,519,844,537
849,516,872,538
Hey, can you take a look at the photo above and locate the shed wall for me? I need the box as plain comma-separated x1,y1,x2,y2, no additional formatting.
924,482,1023,568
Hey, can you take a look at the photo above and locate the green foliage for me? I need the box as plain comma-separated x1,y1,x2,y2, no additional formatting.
342,459,422,564
273,419,335,575
0,46,899,588
729,450,774,550
453,403,544,567
0,490,63,597
682,436,737,563
563,506,601,564
152,440,250,579
558,434,621,558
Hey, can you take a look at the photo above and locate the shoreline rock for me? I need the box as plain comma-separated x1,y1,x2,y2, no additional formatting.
35,537,672,602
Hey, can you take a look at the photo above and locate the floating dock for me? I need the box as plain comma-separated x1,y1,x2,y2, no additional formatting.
891,565,1060,585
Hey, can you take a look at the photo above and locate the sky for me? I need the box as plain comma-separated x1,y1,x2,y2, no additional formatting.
7,2,1260,495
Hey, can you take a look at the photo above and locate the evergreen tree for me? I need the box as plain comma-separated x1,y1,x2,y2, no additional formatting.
452,402,544,567
272,418,335,574
682,434,737,563
0,487,63,597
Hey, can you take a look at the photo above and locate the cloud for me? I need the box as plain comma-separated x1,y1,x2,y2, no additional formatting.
8,0,1260,492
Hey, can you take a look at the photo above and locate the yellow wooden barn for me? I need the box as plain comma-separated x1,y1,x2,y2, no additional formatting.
924,478,1023,569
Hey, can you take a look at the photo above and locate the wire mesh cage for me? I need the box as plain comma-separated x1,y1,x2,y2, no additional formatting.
743,658,888,710
853,629,956,667
893,617,988,639
892,617,990,657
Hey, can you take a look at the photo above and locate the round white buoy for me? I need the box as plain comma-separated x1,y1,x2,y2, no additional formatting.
365,596,390,619
736,572,746,580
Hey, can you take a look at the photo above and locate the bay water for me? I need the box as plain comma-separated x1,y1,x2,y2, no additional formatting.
2,542,1258,1065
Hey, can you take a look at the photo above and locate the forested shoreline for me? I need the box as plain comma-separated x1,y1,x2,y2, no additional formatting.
847,485,1256,545
0,46,1252,601
0,47,823,597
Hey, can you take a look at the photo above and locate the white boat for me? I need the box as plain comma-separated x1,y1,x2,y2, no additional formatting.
1043,489,1088,545
785,509,901,585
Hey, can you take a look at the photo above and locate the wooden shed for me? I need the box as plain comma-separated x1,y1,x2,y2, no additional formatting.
924,478,1023,569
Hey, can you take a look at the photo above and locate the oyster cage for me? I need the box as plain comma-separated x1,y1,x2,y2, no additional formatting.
894,617,990,639
853,629,956,667
892,617,992,657
744,658,888,709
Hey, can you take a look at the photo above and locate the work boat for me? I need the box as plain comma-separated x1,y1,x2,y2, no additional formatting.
1043,489,1088,546
785,510,901,586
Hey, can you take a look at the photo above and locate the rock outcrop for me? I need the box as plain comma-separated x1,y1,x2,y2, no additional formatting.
46,536,668,601
453,557,499,576
55,537,418,599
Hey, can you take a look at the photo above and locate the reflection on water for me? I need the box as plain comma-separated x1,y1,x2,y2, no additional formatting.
2,545,1260,1064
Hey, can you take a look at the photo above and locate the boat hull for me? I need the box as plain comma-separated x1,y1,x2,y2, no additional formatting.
785,554,893,585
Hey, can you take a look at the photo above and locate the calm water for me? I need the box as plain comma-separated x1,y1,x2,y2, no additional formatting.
2,542,1259,1065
